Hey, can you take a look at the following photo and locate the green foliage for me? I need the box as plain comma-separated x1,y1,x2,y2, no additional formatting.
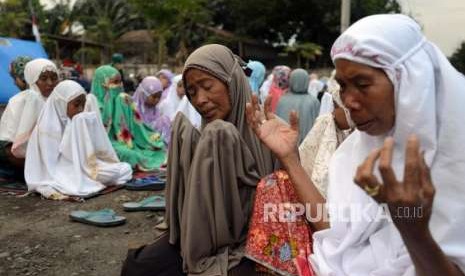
210,0,401,65
129,0,212,65
73,0,145,44
449,41,465,75
285,42,323,68
1,0,403,66
42,0,76,36
0,0,44,38
285,42,323,58
73,46,100,64
0,0,29,37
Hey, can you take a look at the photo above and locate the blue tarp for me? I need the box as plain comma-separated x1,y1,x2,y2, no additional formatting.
0,37,48,104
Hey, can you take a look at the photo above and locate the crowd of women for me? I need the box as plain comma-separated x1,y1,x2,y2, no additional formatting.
0,56,200,199
1,14,465,276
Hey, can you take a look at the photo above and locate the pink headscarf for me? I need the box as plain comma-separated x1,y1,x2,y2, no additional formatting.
269,65,291,112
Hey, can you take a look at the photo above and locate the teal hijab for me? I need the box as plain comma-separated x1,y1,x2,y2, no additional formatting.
275,68,320,144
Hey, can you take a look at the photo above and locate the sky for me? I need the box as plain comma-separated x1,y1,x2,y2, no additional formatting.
37,0,465,56
398,0,465,56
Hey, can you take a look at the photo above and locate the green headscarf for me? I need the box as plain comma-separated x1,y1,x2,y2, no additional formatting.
91,65,166,170
111,53,124,64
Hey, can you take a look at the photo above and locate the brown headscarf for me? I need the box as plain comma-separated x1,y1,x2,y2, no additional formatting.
182,44,274,175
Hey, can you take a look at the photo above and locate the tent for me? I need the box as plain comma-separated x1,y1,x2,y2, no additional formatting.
0,37,48,104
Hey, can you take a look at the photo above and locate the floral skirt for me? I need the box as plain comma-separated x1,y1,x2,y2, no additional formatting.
246,170,314,276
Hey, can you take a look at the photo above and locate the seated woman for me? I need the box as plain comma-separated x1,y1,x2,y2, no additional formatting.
162,74,202,130
91,65,166,171
159,75,182,116
276,68,321,145
132,76,172,144
307,73,324,99
268,65,291,112
247,60,266,96
0,58,58,179
173,95,202,130
244,79,354,276
122,44,275,276
247,14,465,276
25,80,132,199
156,69,174,100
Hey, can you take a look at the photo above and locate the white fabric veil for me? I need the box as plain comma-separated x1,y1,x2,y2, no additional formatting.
311,14,465,275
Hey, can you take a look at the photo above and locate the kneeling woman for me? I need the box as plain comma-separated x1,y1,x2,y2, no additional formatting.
91,65,166,171
122,44,275,275
0,58,58,179
132,76,172,145
25,80,132,199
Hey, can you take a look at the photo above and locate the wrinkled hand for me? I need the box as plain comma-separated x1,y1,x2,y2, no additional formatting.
354,135,435,236
246,95,299,162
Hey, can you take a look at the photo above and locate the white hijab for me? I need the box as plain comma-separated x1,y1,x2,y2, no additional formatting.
24,58,58,94
259,73,273,104
311,14,465,275
174,95,202,129
0,58,58,157
307,78,324,98
159,74,183,119
25,80,131,198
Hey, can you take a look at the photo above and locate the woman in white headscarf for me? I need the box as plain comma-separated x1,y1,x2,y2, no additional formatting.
25,80,132,199
259,73,273,104
0,58,58,180
307,73,324,99
317,70,337,116
159,75,183,119
159,74,202,130
247,14,465,276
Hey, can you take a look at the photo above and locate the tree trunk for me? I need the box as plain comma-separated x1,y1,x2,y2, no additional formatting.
158,35,165,68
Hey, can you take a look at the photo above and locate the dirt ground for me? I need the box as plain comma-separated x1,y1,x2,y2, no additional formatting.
0,189,166,276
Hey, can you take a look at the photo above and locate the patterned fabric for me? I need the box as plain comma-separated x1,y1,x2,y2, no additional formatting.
91,65,166,171
9,56,33,82
246,170,314,276
298,113,352,198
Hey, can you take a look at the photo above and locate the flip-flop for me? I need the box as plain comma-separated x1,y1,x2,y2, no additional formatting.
155,220,169,230
123,195,165,212
69,208,126,227
125,177,165,191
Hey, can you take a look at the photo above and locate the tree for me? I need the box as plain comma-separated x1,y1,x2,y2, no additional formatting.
285,42,323,69
0,0,44,39
450,41,465,75
209,0,400,66
42,0,79,36
129,0,212,67
73,0,145,48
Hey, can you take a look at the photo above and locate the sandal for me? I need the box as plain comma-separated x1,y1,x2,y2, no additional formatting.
69,208,126,227
123,195,165,212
